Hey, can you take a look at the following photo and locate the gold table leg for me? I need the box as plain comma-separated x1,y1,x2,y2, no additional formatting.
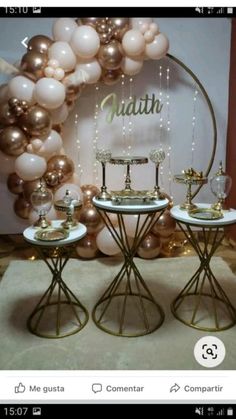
92,210,165,337
171,223,236,331
27,246,89,339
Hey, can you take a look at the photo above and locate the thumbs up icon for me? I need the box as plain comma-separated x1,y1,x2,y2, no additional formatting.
14,383,26,393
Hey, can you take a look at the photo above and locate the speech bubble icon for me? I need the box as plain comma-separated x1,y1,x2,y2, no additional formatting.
92,383,102,393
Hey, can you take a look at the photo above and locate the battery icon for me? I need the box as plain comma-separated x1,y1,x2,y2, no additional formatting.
227,7,233,14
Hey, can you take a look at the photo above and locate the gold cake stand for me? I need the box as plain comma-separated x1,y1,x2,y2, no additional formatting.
174,171,208,211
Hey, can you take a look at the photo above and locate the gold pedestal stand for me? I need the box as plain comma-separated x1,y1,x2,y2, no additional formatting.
171,222,236,331
54,199,82,230
27,245,89,338
174,171,208,211
92,206,166,337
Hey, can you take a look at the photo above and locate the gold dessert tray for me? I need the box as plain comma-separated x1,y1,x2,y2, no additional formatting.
34,228,69,242
188,208,223,220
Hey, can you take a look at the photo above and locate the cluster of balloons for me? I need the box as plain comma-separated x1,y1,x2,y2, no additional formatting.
0,16,169,233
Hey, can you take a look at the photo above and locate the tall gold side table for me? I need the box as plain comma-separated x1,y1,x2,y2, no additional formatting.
170,204,236,332
92,198,169,337
23,220,88,338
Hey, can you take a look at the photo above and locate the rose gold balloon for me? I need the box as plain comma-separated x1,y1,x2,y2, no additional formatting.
44,170,60,187
22,177,46,202
47,155,74,184
152,210,176,238
101,68,122,85
7,172,24,195
96,18,114,44
76,234,99,259
81,184,100,203
137,232,161,259
27,35,52,54
98,40,123,70
21,51,48,80
79,203,103,234
108,18,129,40
0,126,28,156
65,83,83,102
161,191,173,209
80,18,101,27
14,195,31,219
0,102,17,126
19,105,52,138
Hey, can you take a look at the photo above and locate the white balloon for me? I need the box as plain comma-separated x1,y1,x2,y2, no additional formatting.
29,206,57,224
0,151,16,175
50,103,69,124
30,130,63,160
34,78,66,109
70,25,100,59
76,59,102,84
54,183,82,202
0,84,8,104
144,30,155,43
96,226,121,256
53,18,77,42
123,214,146,238
121,56,143,76
63,68,88,87
122,30,145,57
15,153,47,181
131,18,153,30
145,33,169,60
8,76,35,104
48,41,76,72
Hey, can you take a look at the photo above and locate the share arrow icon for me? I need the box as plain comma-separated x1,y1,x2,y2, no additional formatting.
21,37,28,48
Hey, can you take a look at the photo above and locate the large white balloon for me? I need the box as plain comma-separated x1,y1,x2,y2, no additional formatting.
53,18,78,42
70,25,100,59
48,41,76,72
76,59,102,84
121,56,143,76
28,130,63,160
8,76,35,104
131,18,153,30
15,153,47,181
34,78,66,109
50,102,69,124
123,214,146,238
0,151,16,175
54,183,82,202
122,30,145,57
96,226,121,256
145,33,169,60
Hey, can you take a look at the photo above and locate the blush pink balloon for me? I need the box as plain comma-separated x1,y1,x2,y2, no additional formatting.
53,18,78,42
48,41,76,72
145,33,169,60
96,226,121,256
76,59,102,84
50,103,69,124
15,153,47,181
8,76,36,105
122,29,145,57
34,78,66,109
121,56,143,76
70,25,100,59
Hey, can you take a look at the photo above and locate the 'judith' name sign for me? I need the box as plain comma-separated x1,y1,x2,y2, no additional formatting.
101,93,163,123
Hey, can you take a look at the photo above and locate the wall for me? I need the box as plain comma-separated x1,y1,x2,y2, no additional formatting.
0,17,232,233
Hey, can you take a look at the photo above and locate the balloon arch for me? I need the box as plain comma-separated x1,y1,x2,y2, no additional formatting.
0,17,176,259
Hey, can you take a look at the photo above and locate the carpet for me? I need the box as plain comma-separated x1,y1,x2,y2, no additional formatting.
0,256,236,370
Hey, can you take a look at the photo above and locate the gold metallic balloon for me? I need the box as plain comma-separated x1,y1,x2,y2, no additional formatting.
44,170,60,187
23,177,46,202
0,102,17,126
21,51,48,80
137,232,161,259
14,194,31,219
47,155,74,184
65,83,83,102
27,35,52,54
0,126,28,156
96,18,114,44
101,68,122,85
108,18,129,40
79,203,103,234
80,17,101,27
98,40,123,70
161,191,173,209
76,234,99,259
19,105,52,138
152,210,176,238
7,172,24,195
81,184,100,204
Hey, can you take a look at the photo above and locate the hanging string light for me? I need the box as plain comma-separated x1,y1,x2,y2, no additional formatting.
158,64,164,188
127,76,134,157
191,87,198,167
93,84,100,185
75,111,83,181
166,66,173,199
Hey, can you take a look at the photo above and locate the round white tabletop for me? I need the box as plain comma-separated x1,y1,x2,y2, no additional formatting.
171,204,236,227
23,220,87,247
93,197,169,214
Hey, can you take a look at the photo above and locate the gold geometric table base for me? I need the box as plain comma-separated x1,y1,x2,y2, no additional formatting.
92,209,165,337
27,246,89,339
171,223,236,332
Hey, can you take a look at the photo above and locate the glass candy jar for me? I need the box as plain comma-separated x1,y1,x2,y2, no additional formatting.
31,181,53,228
